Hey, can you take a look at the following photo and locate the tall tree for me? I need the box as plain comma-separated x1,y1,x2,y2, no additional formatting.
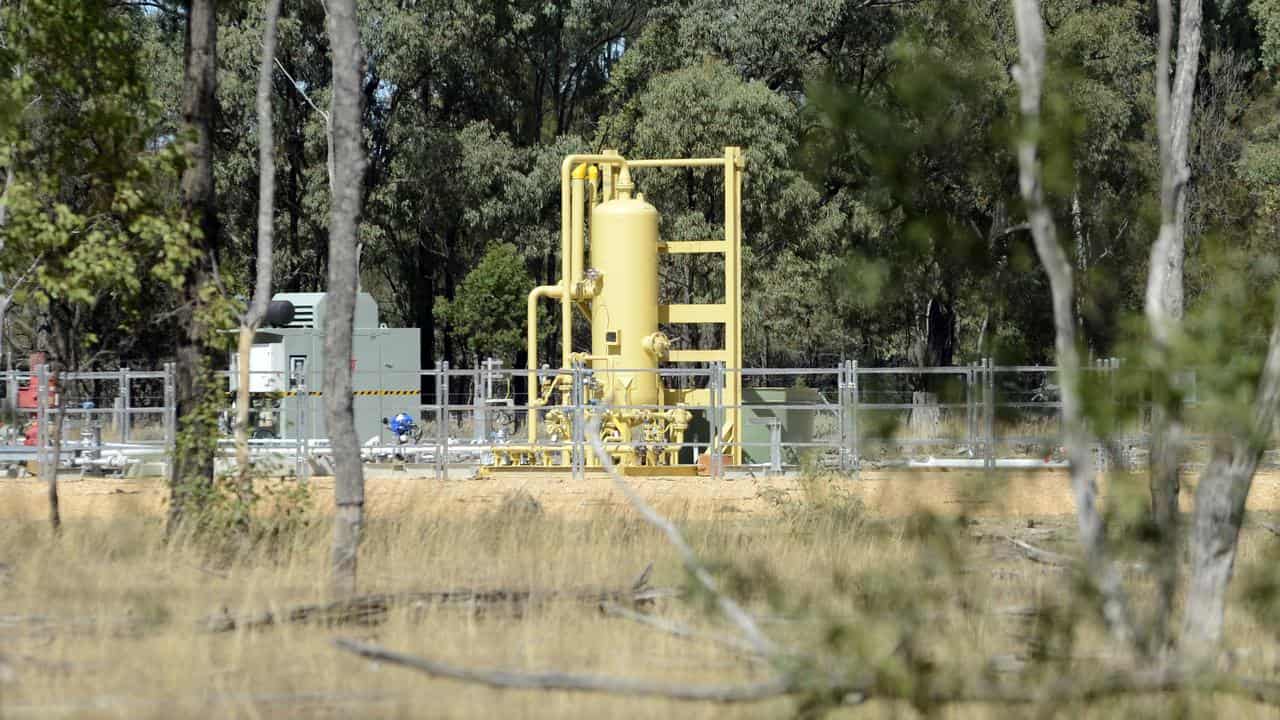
234,0,283,504
325,0,367,599
169,0,221,533
1146,0,1202,647
1010,0,1135,644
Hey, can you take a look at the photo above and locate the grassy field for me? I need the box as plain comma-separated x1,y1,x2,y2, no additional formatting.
3,470,1280,718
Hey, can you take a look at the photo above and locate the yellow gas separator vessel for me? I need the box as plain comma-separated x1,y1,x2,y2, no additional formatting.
488,148,745,473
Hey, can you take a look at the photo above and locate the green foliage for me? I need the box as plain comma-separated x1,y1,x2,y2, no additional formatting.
3,154,197,306
0,0,197,365
434,242,533,365
1254,0,1280,69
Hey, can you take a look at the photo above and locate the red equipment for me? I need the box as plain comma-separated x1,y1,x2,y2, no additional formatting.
16,352,57,409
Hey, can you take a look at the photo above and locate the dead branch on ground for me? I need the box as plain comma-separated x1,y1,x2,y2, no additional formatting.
204,581,677,633
335,638,793,703
1002,536,1073,567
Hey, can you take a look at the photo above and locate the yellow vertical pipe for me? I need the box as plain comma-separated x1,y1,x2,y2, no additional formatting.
526,284,562,442
557,155,626,369
734,149,745,464
560,172,573,368
571,166,587,289
723,146,743,463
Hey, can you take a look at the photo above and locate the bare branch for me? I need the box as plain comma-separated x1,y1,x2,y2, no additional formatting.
274,58,330,122
1256,522,1280,537
273,57,334,191
0,254,43,311
334,638,793,703
1009,0,1134,647
586,417,778,657
598,602,764,658
332,639,1280,708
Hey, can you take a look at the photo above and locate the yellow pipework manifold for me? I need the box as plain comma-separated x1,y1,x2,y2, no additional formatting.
514,147,746,471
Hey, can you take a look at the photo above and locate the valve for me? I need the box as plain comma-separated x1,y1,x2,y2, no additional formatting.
574,268,603,299
641,331,671,360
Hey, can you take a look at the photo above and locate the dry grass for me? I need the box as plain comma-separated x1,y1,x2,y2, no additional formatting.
2,471,1280,718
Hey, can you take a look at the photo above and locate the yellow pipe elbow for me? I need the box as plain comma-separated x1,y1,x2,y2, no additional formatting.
527,284,563,442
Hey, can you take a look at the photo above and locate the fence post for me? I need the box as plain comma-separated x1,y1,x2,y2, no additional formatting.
163,362,176,461
984,357,995,472
571,363,585,482
767,418,782,474
475,358,493,444
4,356,15,416
36,363,49,476
294,365,306,480
304,379,313,482
434,361,449,481
1107,358,1118,461
114,367,126,440
965,362,975,457
838,361,849,473
710,362,723,480
850,360,860,479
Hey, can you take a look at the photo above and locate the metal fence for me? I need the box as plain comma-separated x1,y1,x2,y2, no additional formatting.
1,358,1152,480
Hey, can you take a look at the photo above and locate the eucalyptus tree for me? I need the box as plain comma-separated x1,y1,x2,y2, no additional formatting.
233,0,283,505
325,0,368,599
169,0,222,533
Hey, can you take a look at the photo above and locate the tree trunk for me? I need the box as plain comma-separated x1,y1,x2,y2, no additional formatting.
909,392,940,439
169,0,220,535
925,292,955,367
1010,0,1133,645
1146,0,1202,648
36,362,61,533
47,389,63,533
235,0,283,505
413,241,435,400
0,164,12,369
1182,301,1280,651
325,0,368,600
1146,0,1201,333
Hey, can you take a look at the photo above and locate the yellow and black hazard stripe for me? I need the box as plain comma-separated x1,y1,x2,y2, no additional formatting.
229,389,419,397
225,390,324,397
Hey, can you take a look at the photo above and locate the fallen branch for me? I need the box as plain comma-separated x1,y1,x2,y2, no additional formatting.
0,613,144,639
203,583,678,633
598,602,763,659
1003,536,1073,567
334,635,1280,708
1256,521,1280,537
1001,537,1149,576
334,637,792,703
